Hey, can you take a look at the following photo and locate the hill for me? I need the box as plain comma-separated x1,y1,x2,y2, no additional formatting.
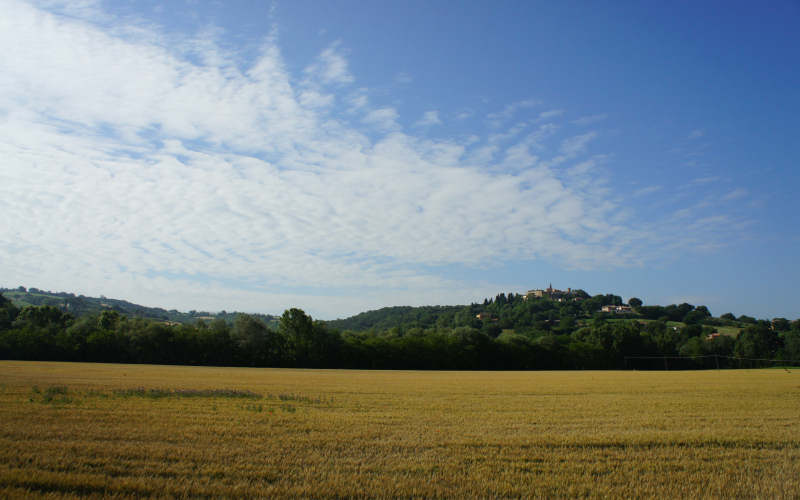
0,287,278,327
325,305,465,332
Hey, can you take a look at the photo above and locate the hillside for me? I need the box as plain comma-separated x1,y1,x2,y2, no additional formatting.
325,305,465,332
0,287,278,327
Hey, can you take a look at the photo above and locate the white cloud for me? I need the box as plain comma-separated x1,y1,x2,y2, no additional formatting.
466,145,498,165
414,110,441,127
299,89,334,109
362,107,400,131
0,0,747,318
304,41,354,85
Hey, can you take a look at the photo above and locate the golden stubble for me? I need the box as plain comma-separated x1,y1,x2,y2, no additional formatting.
0,361,798,498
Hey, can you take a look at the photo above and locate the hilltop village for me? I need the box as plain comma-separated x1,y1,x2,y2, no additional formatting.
523,284,631,313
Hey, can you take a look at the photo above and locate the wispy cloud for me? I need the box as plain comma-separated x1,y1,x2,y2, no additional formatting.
394,72,413,84
304,41,354,85
572,114,607,126
690,176,721,185
414,110,441,127
487,99,539,128
633,185,662,197
722,188,747,201
560,131,598,157
345,89,369,112
688,128,705,139
538,109,564,120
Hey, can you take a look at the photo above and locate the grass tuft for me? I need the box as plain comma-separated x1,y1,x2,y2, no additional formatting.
112,388,262,399
33,385,72,404
270,393,330,404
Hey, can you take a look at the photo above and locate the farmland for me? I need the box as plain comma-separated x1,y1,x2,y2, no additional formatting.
1,362,798,498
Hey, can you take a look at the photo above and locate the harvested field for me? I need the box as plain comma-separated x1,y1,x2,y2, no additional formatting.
0,361,798,498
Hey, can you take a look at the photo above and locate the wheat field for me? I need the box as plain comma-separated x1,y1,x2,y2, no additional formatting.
0,361,798,498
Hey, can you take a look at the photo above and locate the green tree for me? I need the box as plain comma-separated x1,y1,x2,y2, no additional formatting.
232,314,287,366
734,325,781,361
679,337,705,358
638,306,666,320
0,293,20,331
680,324,703,338
197,319,234,365
14,305,72,330
737,315,757,324
280,308,314,362
279,308,341,367
771,318,791,332
98,310,121,330
705,334,734,358
642,321,681,355
694,305,711,317
780,331,800,361
683,310,706,325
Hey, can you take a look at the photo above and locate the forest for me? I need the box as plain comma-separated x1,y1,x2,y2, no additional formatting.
1,290,798,370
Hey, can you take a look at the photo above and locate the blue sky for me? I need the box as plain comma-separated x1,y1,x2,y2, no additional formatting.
1,0,798,320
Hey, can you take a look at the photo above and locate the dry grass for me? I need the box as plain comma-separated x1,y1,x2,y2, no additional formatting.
1,361,798,498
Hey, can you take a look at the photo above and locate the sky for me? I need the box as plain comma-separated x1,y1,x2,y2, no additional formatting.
1,0,798,320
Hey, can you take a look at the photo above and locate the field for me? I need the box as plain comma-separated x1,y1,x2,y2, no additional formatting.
1,362,798,498
713,325,743,337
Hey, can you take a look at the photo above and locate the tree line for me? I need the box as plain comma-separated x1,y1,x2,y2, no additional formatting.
1,292,798,370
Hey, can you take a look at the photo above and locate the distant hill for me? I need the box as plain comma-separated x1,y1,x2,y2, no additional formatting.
325,305,466,332
0,287,278,327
